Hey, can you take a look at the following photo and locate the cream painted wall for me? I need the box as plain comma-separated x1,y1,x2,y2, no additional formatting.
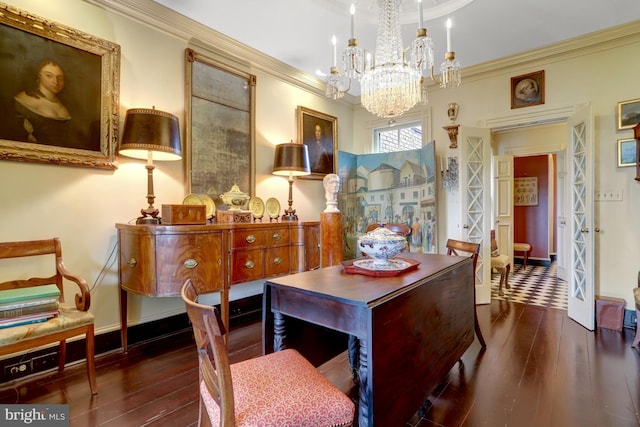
0,0,353,336
351,23,640,307
2,1,639,333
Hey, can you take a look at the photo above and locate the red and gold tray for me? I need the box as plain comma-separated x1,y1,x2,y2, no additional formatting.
340,257,420,277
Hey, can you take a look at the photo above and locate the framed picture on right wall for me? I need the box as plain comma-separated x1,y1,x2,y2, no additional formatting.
617,98,640,130
617,138,636,167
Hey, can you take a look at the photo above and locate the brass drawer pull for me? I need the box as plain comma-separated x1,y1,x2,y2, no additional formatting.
273,257,282,265
245,260,255,269
246,234,256,244
127,258,137,268
184,259,198,269
272,232,281,241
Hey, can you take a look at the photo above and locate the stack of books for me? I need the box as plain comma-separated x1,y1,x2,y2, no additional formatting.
0,285,61,329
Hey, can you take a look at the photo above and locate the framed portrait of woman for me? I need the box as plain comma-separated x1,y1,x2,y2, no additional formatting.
0,4,120,169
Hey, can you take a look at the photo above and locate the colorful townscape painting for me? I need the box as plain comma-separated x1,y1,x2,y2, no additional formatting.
337,141,438,260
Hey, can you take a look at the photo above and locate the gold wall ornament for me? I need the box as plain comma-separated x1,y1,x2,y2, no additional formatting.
443,124,460,149
443,102,459,148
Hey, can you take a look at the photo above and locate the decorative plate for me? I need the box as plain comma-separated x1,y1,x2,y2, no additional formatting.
352,258,413,272
248,196,265,218
183,193,204,207
265,197,281,218
199,194,216,219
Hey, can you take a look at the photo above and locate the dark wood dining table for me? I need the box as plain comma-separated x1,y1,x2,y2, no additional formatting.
262,252,476,427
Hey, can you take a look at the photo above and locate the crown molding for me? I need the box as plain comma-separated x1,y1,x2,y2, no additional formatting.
85,0,356,104
461,20,640,82
86,0,637,106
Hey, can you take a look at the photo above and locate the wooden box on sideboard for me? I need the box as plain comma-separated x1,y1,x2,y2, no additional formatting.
217,210,252,223
161,204,206,225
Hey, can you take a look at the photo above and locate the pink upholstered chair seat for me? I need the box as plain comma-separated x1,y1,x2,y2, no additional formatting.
200,348,354,426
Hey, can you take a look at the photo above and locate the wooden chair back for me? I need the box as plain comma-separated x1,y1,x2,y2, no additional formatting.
0,238,91,309
445,238,486,348
446,239,480,274
365,223,411,237
0,238,77,302
181,279,235,425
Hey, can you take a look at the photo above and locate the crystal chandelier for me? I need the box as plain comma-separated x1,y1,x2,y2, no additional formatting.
325,0,462,119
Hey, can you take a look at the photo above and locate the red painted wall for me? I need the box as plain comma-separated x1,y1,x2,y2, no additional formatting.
514,155,549,261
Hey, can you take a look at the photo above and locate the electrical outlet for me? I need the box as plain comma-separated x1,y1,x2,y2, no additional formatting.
4,360,33,379
595,189,623,201
32,353,58,372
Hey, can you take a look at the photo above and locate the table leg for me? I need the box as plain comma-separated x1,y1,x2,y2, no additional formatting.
348,334,360,381
273,311,287,352
119,287,128,353
262,283,274,354
358,338,370,427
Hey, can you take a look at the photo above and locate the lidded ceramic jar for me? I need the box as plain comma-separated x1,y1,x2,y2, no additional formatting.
357,227,407,267
220,184,249,211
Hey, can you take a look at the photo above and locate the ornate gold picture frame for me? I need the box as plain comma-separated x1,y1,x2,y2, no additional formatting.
0,4,120,169
297,106,337,179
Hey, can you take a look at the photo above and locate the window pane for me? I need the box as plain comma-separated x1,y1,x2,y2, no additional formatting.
376,121,422,153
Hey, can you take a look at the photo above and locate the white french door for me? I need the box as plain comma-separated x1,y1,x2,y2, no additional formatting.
567,105,595,330
493,155,514,264
555,150,568,282
459,126,492,304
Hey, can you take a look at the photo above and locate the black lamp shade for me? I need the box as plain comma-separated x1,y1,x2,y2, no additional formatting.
119,108,182,161
272,143,310,176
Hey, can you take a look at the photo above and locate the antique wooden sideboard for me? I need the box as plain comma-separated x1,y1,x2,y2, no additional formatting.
116,221,319,352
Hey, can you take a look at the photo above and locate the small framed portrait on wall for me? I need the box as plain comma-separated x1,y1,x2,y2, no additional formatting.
297,106,337,179
511,70,545,109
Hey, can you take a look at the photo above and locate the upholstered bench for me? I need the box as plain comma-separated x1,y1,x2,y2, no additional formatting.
513,242,532,269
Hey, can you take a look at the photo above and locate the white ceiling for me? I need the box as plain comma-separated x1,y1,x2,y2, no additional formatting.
152,0,640,95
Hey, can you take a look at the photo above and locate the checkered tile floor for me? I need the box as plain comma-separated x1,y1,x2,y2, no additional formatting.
491,262,568,310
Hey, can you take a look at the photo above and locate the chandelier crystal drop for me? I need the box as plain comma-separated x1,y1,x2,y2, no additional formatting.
325,0,462,119
325,66,351,99
342,39,366,80
360,0,421,118
439,51,461,88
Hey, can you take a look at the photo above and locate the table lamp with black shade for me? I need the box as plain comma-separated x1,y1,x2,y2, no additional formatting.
119,108,182,224
272,142,310,221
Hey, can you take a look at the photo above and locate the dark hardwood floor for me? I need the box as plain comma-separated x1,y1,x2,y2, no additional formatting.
1,300,638,427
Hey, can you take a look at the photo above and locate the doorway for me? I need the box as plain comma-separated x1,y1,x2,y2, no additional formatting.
492,123,568,310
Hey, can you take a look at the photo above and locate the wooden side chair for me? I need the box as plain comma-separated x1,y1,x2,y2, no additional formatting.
490,230,511,296
181,279,355,427
445,239,487,348
0,238,96,394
